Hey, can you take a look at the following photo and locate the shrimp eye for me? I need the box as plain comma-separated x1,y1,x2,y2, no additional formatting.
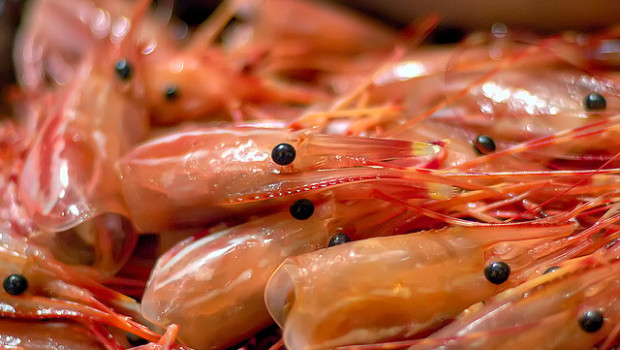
543,266,560,274
290,199,314,220
3,274,28,295
584,93,606,111
114,59,133,81
164,85,179,101
484,261,510,284
579,310,604,333
126,332,149,346
473,135,496,155
328,233,351,247
271,143,296,166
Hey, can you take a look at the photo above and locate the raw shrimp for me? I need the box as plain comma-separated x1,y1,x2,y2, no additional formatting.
389,236,620,349
0,224,172,348
0,116,139,275
138,0,397,124
17,56,147,272
118,126,452,231
17,0,150,275
295,28,619,151
14,0,144,90
263,217,614,350
390,30,620,148
141,196,419,349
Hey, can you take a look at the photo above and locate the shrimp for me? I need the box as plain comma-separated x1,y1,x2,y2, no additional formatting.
13,0,143,90
403,31,620,152
387,236,620,349
140,196,421,349
263,213,620,350
16,54,147,272
0,224,173,348
137,0,398,125
293,28,619,152
17,0,150,237
0,114,138,275
118,126,455,232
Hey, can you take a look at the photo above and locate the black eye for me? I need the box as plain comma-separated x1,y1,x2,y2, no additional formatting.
3,274,28,295
473,135,496,155
584,93,606,111
114,59,133,81
543,266,560,274
579,310,604,333
290,199,314,220
328,233,351,247
484,261,510,285
271,143,296,166
164,85,179,101
126,332,149,346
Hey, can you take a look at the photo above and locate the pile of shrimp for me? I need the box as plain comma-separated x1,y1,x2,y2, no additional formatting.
1,0,619,348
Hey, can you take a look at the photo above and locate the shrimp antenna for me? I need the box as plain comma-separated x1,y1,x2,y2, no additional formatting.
187,0,244,52
506,151,620,222
268,339,284,350
291,13,440,125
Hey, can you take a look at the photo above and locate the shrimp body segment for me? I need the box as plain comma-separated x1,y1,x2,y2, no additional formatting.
265,222,577,350
119,127,444,231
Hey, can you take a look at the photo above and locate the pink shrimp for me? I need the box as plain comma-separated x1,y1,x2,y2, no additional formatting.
15,0,153,276
0,114,140,275
13,0,143,91
263,203,620,350
292,28,619,152
374,231,620,350
117,126,457,232
18,0,150,232
140,195,426,349
137,0,398,125
0,222,175,348
395,31,620,152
